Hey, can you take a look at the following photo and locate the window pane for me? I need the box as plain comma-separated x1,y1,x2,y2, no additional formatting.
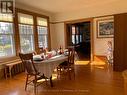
72,26,75,34
0,22,15,57
76,35,79,44
80,35,82,43
19,24,34,53
38,35,47,48
0,22,13,34
18,13,33,24
0,14,13,22
20,35,34,53
37,26,48,48
72,35,75,44
37,17,47,26
19,24,33,34
38,26,47,34
18,13,34,53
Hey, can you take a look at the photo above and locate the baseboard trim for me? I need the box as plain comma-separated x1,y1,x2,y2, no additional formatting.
94,55,107,62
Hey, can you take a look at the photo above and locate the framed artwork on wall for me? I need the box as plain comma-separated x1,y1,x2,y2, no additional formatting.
97,18,114,38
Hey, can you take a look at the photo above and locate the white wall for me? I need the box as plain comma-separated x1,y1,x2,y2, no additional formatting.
16,3,53,18
50,0,127,55
50,17,114,56
50,23,65,49
52,0,127,22
16,1,127,55
93,16,114,56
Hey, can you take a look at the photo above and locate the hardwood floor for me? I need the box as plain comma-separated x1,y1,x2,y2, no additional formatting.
0,57,125,95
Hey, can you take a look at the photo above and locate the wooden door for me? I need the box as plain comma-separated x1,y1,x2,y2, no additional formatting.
114,13,127,71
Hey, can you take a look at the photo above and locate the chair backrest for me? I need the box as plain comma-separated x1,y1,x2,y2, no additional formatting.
68,48,75,65
19,53,38,75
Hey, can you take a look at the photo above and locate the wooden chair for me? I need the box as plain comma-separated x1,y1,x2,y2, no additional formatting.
19,53,47,94
57,48,75,79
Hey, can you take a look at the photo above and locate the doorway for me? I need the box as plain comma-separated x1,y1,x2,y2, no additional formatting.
65,19,93,61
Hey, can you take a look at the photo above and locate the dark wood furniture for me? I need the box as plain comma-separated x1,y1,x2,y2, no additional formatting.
114,13,127,71
19,53,47,94
57,48,75,79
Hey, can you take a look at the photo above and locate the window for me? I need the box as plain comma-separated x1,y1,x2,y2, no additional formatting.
18,13,34,53
79,35,82,43
37,17,48,49
0,14,15,57
71,25,83,45
72,26,75,44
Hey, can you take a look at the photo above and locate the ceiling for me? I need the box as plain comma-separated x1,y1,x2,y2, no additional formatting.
16,0,119,14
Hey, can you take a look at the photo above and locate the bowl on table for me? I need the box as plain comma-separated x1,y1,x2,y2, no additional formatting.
33,55,44,61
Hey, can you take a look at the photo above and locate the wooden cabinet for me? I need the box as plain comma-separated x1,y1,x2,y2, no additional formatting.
114,13,127,71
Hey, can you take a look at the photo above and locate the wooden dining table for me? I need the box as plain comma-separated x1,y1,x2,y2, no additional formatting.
33,54,68,87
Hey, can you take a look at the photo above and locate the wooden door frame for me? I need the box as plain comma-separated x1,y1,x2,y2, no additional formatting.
64,18,94,62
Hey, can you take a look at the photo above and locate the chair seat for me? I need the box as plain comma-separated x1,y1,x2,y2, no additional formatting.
59,61,68,66
59,61,73,67
19,52,47,94
33,75,47,83
57,48,75,80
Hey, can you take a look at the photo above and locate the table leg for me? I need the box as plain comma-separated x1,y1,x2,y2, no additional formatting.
9,66,12,78
5,66,8,79
50,76,53,87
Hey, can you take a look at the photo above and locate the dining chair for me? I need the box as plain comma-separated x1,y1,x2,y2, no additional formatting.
57,47,75,79
19,52,47,94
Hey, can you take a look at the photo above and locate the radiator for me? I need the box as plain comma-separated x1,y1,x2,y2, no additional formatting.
6,62,25,77
12,63,25,75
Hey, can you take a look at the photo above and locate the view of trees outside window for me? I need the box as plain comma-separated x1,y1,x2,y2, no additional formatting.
19,24,34,53
38,26,48,48
0,16,15,57
0,12,49,58
37,17,48,49
18,13,34,53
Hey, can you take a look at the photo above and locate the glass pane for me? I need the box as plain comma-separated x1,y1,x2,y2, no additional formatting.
37,26,48,48
76,35,79,44
19,24,33,34
20,35,34,53
0,35,15,57
0,14,13,22
80,35,82,42
0,22,13,34
19,24,34,53
37,26,47,34
72,26,75,34
18,13,33,24
37,17,47,26
76,27,79,34
72,35,75,44
38,35,48,48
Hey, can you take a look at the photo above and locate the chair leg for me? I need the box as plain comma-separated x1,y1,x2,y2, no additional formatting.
50,76,53,87
57,67,59,79
72,67,75,79
68,68,71,80
57,67,61,79
34,75,37,94
34,83,37,95
25,74,29,91
4,66,8,79
45,78,48,85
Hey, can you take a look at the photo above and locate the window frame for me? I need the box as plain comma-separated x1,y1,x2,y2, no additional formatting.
0,8,50,60
37,17,48,49
0,16,16,58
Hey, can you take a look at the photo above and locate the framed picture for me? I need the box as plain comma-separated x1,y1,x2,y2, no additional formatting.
97,18,114,38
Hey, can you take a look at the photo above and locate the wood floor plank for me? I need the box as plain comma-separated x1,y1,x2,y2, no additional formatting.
0,58,125,95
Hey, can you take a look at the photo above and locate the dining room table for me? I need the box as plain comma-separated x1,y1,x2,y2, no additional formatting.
33,54,68,87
